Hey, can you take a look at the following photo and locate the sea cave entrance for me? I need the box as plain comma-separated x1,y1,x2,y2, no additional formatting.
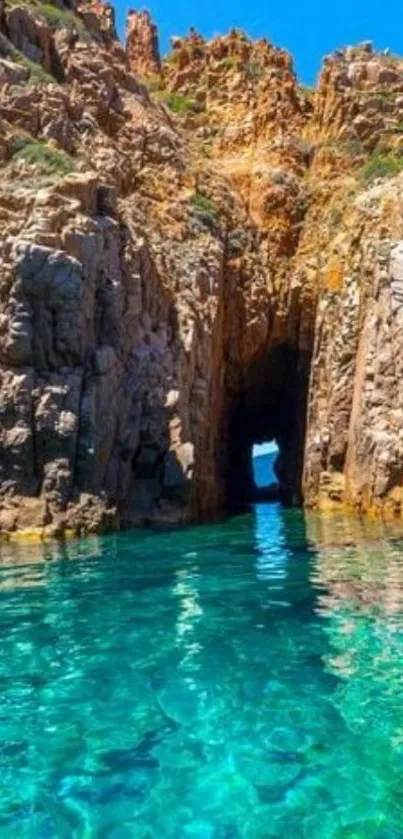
225,343,310,512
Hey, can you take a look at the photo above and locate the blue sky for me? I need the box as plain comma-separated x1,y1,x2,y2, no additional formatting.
116,0,402,84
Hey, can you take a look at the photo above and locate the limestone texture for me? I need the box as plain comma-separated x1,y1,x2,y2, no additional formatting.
1,4,403,535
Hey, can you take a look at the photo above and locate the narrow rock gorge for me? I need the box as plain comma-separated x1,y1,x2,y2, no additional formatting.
1,1,403,536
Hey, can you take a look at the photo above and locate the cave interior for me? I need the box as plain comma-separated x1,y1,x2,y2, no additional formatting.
225,344,310,511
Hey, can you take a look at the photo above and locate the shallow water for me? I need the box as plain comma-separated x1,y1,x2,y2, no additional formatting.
1,505,403,837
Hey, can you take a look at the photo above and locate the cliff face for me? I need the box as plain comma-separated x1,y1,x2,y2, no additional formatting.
1,3,403,535
300,46,403,516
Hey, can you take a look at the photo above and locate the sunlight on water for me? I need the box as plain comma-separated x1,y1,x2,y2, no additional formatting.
1,506,403,837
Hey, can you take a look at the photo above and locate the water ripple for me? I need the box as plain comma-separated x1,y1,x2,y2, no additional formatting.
0,508,403,836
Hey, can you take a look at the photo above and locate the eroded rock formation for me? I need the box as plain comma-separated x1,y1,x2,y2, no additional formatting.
126,9,161,78
1,3,403,536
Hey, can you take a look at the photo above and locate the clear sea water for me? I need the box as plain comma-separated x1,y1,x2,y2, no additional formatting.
252,452,277,489
1,504,403,838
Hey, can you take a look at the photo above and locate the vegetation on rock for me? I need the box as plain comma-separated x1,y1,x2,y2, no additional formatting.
11,139,75,175
6,0,84,31
359,153,403,182
36,3,84,31
158,91,197,113
189,191,218,222
4,41,55,85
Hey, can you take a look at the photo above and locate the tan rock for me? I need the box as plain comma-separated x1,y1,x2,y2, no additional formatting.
126,9,161,78
0,507,18,533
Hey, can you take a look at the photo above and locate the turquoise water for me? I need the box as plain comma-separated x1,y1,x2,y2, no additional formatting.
1,505,403,837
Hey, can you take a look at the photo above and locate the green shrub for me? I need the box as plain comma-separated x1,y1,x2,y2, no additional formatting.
159,91,196,114
190,191,214,211
18,54,54,84
201,142,213,158
374,89,395,100
6,0,84,31
12,139,75,175
5,39,55,85
24,59,53,84
359,153,403,183
217,57,236,71
189,191,219,224
37,3,84,31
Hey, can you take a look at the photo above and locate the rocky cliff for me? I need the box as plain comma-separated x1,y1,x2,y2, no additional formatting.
1,2,403,536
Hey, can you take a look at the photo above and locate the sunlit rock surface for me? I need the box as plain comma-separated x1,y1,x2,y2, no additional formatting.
1,4,403,534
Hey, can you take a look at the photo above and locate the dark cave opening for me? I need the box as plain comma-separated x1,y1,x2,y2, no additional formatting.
225,343,310,511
